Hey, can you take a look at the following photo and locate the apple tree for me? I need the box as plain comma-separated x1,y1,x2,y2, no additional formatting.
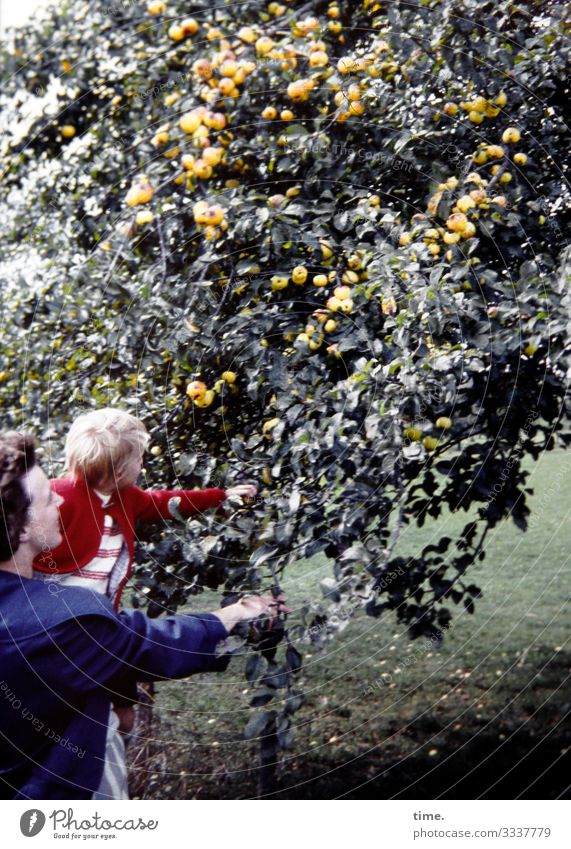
0,0,570,788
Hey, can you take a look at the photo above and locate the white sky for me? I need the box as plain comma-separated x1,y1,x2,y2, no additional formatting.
0,0,56,35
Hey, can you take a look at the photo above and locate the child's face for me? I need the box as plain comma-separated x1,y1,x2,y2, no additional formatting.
114,449,144,489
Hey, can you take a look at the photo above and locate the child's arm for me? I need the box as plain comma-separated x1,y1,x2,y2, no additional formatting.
129,485,227,523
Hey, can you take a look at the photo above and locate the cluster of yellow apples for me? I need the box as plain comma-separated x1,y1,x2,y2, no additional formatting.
403,416,453,451
442,90,507,125
284,250,368,351
471,128,526,175
400,140,523,259
192,200,228,241
186,370,237,409
167,16,200,42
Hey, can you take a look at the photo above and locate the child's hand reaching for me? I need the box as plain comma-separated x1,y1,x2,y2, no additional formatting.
225,484,258,505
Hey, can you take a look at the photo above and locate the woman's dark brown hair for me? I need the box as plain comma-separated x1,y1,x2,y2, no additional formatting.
0,432,36,561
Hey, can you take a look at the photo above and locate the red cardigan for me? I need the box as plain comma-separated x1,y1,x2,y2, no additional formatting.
32,476,227,606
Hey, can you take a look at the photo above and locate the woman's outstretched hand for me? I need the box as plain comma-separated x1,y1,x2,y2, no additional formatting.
212,594,290,634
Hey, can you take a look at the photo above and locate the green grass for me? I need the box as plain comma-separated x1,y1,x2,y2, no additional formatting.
131,449,571,800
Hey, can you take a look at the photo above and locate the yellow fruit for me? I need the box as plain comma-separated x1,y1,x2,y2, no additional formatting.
486,145,504,159
186,380,207,400
222,371,237,383
150,445,163,456
469,110,484,124
256,36,274,55
341,269,359,285
179,112,202,133
348,100,365,116
181,17,198,35
313,274,328,287
60,124,76,138
502,127,521,143
443,102,458,116
164,92,180,106
153,130,169,146
194,389,215,408
126,176,154,206
204,111,226,130
204,206,224,226
0,371,11,382
495,91,507,107
524,344,537,357
271,275,289,291
491,195,507,207
345,83,361,102
443,231,461,245
399,233,411,247
192,58,213,80
347,254,362,271
309,51,329,67
513,152,527,165
320,240,333,259
456,195,476,213
337,56,355,74
218,78,238,97
292,266,308,284
327,296,341,311
324,319,337,333
280,109,294,121
287,79,314,101
423,436,439,451
428,243,440,256
261,106,277,119
219,59,238,77
237,26,257,43
423,228,439,241
203,225,217,241
436,416,452,430
168,23,185,41
403,427,422,442
193,159,213,179
446,212,468,233
470,189,488,204
338,298,353,314
136,210,154,225
472,149,488,164
233,67,246,85
334,285,351,300
201,148,222,168
462,221,476,238
500,172,512,183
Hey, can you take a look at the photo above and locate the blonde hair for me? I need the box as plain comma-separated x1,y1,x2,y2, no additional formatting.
65,408,149,488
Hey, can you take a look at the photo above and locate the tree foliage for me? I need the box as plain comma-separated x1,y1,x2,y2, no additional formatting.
1,0,570,764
